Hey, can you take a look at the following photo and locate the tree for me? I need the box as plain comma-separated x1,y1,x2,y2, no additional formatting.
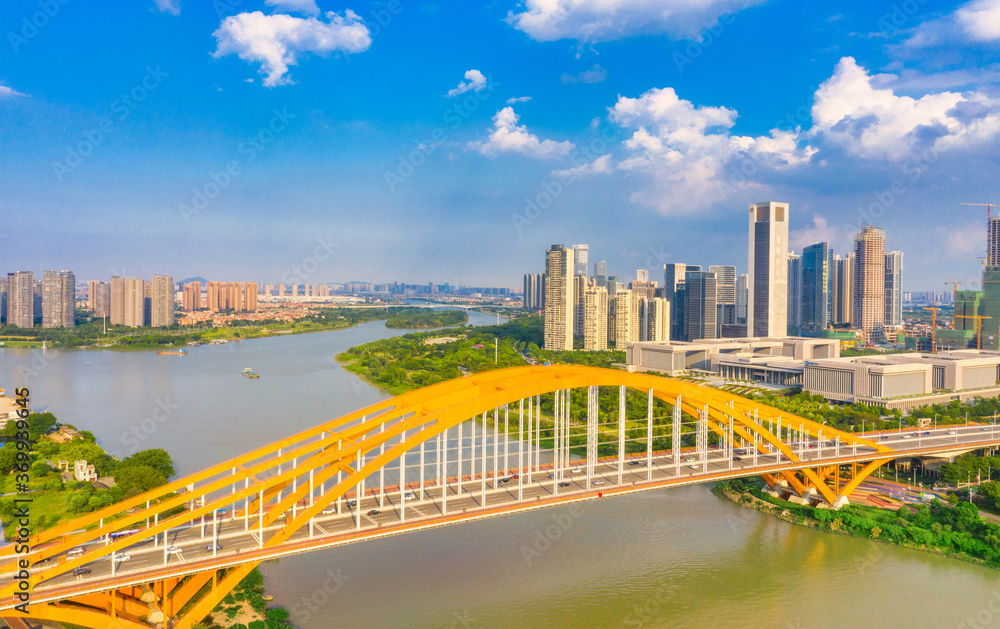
979,481,1000,511
115,465,167,498
122,449,175,479
0,446,23,475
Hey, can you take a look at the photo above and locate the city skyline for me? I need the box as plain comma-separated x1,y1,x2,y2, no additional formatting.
1,2,997,287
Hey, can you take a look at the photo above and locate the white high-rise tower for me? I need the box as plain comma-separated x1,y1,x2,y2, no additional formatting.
748,202,789,338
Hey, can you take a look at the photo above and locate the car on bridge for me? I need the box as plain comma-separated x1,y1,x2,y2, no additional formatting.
321,507,337,515
167,547,183,555
558,482,571,488
72,567,92,576
206,544,223,552
403,493,416,501
366,509,381,516
114,554,132,563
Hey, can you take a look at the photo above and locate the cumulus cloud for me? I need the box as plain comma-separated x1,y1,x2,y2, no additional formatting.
446,69,487,97
468,107,575,159
553,154,614,180
0,83,26,98
903,0,1000,48
609,86,816,213
561,64,607,84
213,10,372,87
506,96,532,104
265,0,320,16
791,216,843,252
507,0,764,43
810,57,1000,161
154,0,180,15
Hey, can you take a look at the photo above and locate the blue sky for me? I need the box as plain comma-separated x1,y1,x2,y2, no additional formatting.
1,0,999,290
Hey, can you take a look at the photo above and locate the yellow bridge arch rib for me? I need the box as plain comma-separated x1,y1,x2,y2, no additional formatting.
3,365,909,627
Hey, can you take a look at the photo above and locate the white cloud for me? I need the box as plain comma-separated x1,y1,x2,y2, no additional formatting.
446,69,487,97
507,0,764,43
265,0,320,16
790,216,843,252
561,64,607,84
553,154,613,180
213,11,372,87
902,0,1000,48
810,57,1000,160
956,0,1000,41
609,86,816,213
154,0,180,15
468,107,575,159
0,83,26,98
506,96,532,104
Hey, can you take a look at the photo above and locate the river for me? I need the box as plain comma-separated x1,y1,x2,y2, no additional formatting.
1,310,997,628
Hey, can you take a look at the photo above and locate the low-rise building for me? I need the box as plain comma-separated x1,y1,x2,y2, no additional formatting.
803,350,1000,412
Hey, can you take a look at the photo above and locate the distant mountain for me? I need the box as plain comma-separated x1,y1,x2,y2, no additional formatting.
177,276,208,286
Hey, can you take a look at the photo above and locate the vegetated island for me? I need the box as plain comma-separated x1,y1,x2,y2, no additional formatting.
336,315,624,396
0,306,469,351
0,413,295,629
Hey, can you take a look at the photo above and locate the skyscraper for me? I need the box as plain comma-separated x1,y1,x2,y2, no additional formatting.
664,263,688,341
748,202,789,338
853,225,886,343
544,245,574,350
684,270,717,341
150,275,175,327
572,244,589,278
787,253,802,329
244,282,259,311
612,288,633,349
884,251,903,327
989,217,1000,267
709,265,736,304
523,273,545,311
111,277,146,328
60,271,75,327
832,254,853,325
42,270,63,328
182,281,202,312
574,274,587,337
801,243,831,336
88,280,110,318
110,276,126,325
594,261,607,288
583,283,608,351
7,271,34,328
735,273,749,324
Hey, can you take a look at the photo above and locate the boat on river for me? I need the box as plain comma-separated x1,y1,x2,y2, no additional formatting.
243,368,259,379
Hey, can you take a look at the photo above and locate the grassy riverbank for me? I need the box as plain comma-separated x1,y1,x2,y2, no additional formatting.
714,478,1000,569
0,306,470,351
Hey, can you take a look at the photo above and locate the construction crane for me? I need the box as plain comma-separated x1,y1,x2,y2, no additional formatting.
945,256,987,273
954,314,992,350
923,306,941,353
960,202,997,219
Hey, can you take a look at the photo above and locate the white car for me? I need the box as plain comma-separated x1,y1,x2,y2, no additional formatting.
571,467,582,474
114,554,131,563
947,430,958,435
592,479,605,485
167,547,182,555
683,456,696,463
321,507,337,515
403,493,416,501
688,465,699,470
901,434,912,439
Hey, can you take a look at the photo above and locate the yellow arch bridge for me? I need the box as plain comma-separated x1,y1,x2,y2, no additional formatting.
2,366,998,627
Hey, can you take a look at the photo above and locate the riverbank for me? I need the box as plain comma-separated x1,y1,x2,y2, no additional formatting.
714,478,1000,570
0,306,470,352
